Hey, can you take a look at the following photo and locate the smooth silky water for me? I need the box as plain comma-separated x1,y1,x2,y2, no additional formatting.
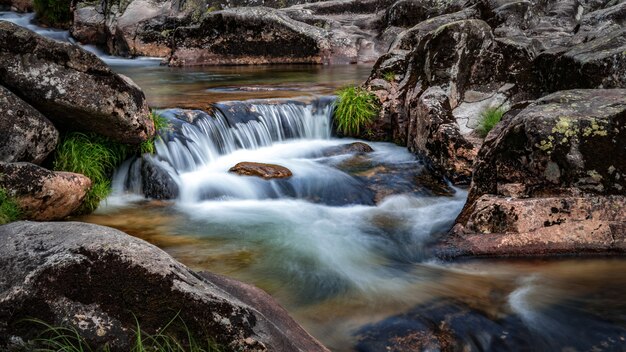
6,10,626,351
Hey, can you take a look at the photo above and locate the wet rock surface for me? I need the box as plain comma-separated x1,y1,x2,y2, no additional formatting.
0,85,59,165
141,155,180,200
230,162,293,179
0,162,91,221
356,299,626,351
0,221,329,352
0,21,154,144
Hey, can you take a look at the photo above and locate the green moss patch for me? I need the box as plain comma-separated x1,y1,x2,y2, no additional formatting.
33,0,72,27
476,107,506,138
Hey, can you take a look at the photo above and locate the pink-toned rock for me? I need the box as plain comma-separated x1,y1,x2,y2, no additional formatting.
229,162,293,180
0,162,91,221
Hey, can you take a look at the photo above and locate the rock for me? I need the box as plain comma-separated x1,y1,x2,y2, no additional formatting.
0,85,59,165
356,299,626,351
321,142,374,157
442,195,626,257
0,221,329,351
0,162,91,221
406,87,478,184
141,155,179,200
0,21,154,145
0,0,32,12
229,162,293,179
445,89,626,257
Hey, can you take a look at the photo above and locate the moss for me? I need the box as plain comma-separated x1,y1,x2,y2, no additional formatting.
476,106,505,138
53,133,130,214
382,71,396,82
0,187,21,225
33,0,72,27
334,86,380,136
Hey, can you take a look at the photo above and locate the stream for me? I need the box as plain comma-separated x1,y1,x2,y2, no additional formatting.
5,11,626,351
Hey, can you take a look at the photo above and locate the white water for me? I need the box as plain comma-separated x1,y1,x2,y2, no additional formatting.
0,11,161,66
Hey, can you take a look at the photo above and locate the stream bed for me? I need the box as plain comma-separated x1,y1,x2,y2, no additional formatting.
5,11,626,351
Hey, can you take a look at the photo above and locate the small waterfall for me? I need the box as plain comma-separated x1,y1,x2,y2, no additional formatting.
109,96,381,205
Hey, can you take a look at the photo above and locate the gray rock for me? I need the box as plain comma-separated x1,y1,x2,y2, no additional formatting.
141,155,179,200
0,21,154,145
0,221,329,351
0,162,91,221
0,85,59,164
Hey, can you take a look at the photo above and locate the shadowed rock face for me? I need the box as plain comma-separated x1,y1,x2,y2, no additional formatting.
0,0,32,12
0,221,329,352
0,163,91,220
440,90,626,258
229,162,293,179
0,21,154,144
0,85,59,165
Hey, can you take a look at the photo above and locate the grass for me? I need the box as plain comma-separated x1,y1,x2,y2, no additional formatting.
0,187,21,225
33,0,72,26
476,106,506,138
382,72,396,82
334,86,380,136
24,315,223,352
141,111,170,155
53,132,129,214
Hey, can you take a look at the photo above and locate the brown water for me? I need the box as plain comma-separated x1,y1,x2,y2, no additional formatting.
78,63,626,351
114,64,373,109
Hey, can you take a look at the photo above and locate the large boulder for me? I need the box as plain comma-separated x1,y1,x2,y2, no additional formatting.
0,21,154,144
0,221,328,351
0,85,59,165
0,162,91,221
0,0,32,12
229,162,293,179
443,89,626,257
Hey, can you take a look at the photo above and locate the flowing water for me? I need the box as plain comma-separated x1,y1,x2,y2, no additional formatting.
5,10,626,351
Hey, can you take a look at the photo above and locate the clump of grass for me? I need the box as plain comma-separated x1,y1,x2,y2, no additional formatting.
142,111,170,155
33,0,72,27
476,106,506,138
334,86,380,136
24,315,222,352
382,71,396,82
0,187,21,225
53,132,129,214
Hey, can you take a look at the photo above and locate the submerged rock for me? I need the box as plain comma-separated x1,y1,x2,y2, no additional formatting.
230,162,293,180
0,162,90,221
0,21,154,144
0,85,59,165
321,142,374,157
0,221,329,351
141,155,179,200
443,89,626,257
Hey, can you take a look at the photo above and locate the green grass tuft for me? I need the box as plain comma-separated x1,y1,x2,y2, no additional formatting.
334,86,380,136
142,111,170,155
53,132,129,214
33,0,72,26
476,106,506,138
0,187,21,225
25,315,222,352
382,72,396,82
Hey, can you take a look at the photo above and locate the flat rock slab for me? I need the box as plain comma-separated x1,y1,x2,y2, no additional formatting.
229,162,293,179
0,221,328,351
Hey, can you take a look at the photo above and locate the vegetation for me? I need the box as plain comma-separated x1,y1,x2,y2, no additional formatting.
476,106,506,138
334,86,380,136
53,132,129,214
141,111,170,154
33,0,72,26
24,316,223,352
0,187,21,225
382,72,396,82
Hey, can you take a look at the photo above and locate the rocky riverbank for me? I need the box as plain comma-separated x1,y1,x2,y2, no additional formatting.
352,0,626,258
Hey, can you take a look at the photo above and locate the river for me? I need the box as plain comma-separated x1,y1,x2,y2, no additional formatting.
4,11,626,351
